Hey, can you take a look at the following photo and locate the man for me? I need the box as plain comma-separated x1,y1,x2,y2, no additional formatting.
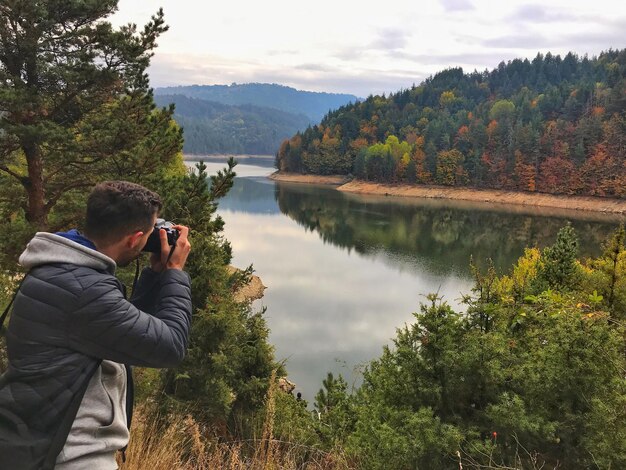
0,181,193,470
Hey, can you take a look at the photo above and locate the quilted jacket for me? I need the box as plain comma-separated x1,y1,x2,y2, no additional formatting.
0,232,192,469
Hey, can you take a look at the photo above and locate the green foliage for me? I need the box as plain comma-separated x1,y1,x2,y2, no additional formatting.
0,1,182,229
314,373,357,447
585,224,626,318
156,161,280,434
271,391,320,449
295,225,626,468
347,405,462,470
534,223,581,291
489,99,516,121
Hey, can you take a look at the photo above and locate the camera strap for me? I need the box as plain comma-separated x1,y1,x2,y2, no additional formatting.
130,258,141,297
0,275,27,334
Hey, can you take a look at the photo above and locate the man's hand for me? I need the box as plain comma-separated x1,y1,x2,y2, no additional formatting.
150,225,192,272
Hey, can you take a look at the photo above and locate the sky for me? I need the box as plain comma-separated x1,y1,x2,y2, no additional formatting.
111,0,626,97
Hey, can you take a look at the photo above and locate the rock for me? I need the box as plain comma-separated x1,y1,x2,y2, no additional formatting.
277,377,296,394
227,266,267,302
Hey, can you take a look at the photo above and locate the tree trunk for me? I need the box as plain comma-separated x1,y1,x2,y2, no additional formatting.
23,141,48,230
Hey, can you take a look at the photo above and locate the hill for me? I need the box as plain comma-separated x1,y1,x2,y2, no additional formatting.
154,83,359,122
154,94,311,155
276,49,626,199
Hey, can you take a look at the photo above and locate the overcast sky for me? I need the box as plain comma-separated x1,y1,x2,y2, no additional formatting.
111,0,625,97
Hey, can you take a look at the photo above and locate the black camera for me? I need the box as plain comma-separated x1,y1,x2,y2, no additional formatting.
142,219,179,253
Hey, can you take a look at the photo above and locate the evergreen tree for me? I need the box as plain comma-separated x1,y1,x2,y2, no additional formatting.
158,160,280,433
0,1,179,230
535,223,581,291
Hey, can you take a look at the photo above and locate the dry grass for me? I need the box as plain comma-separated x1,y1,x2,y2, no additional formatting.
119,372,353,470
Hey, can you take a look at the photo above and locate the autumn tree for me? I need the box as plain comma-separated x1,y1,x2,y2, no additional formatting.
0,1,180,230
436,149,467,186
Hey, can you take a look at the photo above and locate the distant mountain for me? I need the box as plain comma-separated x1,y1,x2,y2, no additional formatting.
154,94,311,155
155,83,360,122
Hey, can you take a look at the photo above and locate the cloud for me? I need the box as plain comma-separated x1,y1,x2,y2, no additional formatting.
480,32,552,49
267,49,300,56
332,46,366,62
440,0,474,11
369,28,410,51
479,18,626,51
294,63,337,72
510,4,578,23
389,50,521,68
332,29,410,62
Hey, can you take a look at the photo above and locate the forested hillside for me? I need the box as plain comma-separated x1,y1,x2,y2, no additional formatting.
276,50,626,198
154,94,310,155
155,83,359,122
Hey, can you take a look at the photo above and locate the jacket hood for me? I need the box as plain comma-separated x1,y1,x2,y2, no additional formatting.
19,232,116,273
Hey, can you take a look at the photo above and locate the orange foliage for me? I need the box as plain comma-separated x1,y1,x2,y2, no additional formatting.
538,156,579,194
360,123,377,141
592,106,605,117
350,137,369,152
580,144,620,196
487,120,498,137
405,132,418,145
414,145,431,183
514,150,536,192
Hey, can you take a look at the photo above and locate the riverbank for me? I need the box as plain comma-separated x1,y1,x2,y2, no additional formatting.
269,172,626,215
269,172,350,185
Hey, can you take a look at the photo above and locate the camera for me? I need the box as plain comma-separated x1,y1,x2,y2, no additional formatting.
142,219,179,253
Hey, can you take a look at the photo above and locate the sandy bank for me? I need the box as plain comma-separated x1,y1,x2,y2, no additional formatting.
269,172,350,185
269,172,626,215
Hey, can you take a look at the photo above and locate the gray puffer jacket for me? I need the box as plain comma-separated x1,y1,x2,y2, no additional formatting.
0,232,192,470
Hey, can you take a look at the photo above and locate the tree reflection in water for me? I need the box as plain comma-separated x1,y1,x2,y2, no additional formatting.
273,181,623,277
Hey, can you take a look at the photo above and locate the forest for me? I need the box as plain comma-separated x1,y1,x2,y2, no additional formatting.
154,94,311,155
276,50,626,198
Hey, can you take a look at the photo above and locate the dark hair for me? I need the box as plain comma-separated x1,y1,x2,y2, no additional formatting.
85,181,162,244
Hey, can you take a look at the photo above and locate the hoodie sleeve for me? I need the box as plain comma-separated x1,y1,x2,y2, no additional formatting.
67,269,192,367
130,267,162,313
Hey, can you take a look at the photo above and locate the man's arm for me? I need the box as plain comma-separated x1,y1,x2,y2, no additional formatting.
68,269,192,367
69,224,193,367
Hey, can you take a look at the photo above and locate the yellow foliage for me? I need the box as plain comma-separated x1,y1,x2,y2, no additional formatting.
496,248,541,299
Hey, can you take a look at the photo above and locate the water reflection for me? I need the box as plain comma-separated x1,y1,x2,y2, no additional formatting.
194,158,624,402
274,182,623,276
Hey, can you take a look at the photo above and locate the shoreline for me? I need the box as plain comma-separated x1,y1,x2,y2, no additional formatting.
269,172,626,215
183,154,274,161
269,172,351,186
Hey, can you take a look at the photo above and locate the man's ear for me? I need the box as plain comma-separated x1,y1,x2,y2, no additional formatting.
127,230,145,249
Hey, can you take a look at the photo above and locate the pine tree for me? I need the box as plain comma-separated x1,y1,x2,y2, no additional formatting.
0,1,179,230
536,223,580,291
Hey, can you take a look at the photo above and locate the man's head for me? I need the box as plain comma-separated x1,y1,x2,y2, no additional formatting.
84,181,162,266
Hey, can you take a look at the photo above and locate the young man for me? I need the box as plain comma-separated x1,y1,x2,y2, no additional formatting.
0,181,193,470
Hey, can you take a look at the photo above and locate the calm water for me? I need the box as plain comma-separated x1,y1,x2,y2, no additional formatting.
187,156,625,402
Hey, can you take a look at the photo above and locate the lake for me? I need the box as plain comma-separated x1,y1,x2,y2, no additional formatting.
188,156,624,402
